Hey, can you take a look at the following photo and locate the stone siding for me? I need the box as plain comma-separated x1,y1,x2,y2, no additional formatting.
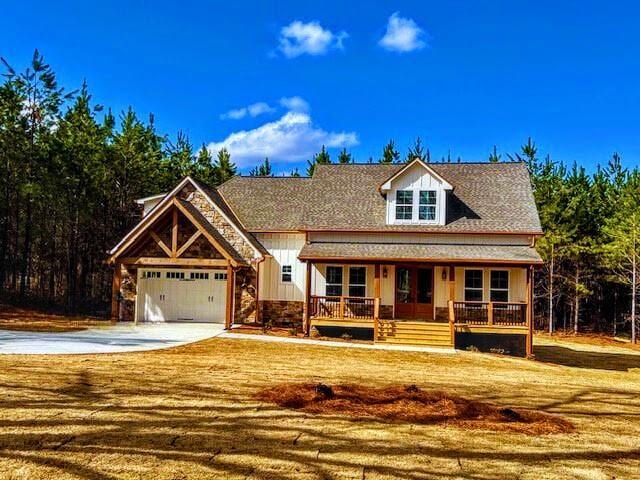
234,267,257,323
186,190,256,262
435,307,449,323
260,300,304,327
119,264,137,322
379,305,393,319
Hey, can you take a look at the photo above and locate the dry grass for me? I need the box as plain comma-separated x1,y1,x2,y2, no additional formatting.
0,305,109,332
0,327,639,479
537,331,640,351
256,383,574,435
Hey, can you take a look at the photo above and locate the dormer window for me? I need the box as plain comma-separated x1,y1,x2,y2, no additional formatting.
395,191,413,220
381,159,453,226
419,190,437,221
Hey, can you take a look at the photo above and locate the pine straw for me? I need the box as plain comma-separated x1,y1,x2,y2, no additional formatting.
255,383,574,435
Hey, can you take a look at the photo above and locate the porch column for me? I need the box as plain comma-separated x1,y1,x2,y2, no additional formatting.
303,261,312,335
374,264,381,300
111,262,122,321
225,264,234,330
526,265,534,357
448,265,456,302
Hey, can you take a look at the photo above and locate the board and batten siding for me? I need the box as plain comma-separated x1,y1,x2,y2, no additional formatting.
255,233,306,301
385,161,448,225
310,263,395,304
453,267,527,304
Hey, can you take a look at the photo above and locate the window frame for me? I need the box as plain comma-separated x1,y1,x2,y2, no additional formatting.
395,190,414,221
325,265,343,297
280,264,293,284
489,269,509,303
418,190,437,221
464,269,484,302
348,266,367,298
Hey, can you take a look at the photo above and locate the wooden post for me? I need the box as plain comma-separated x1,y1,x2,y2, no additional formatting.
526,266,534,357
171,209,178,257
448,299,455,346
303,261,312,335
225,264,234,330
373,297,380,341
487,302,494,325
374,264,381,299
448,266,456,301
111,263,122,321
339,296,345,320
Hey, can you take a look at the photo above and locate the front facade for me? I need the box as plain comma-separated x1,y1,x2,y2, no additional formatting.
107,160,543,356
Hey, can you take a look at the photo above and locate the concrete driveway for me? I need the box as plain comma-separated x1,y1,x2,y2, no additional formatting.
0,322,225,355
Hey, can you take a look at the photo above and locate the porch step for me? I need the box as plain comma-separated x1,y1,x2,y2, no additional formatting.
375,321,453,348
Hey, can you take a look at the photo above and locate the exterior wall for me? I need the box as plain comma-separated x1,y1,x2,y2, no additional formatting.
119,264,137,322
234,266,257,323
384,162,448,225
186,189,257,262
259,300,304,327
255,233,306,302
140,197,163,216
454,266,527,303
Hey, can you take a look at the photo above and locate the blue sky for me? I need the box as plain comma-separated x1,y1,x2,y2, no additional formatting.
2,0,640,174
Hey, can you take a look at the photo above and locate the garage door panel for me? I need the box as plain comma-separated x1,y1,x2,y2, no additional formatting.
138,268,227,323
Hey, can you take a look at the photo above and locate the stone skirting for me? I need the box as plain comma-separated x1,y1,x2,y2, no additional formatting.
259,300,304,327
435,307,449,322
379,305,393,319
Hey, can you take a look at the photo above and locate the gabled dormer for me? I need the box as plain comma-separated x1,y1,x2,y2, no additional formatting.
379,159,453,226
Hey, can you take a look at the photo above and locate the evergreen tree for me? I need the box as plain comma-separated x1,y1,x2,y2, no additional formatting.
213,148,237,184
337,148,353,164
306,145,332,176
488,145,501,163
194,145,217,186
250,157,273,176
380,139,400,164
407,137,428,162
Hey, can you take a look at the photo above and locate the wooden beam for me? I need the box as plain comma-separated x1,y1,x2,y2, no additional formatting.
304,261,312,335
111,263,122,320
526,266,534,357
171,209,178,257
120,257,228,267
150,231,172,257
225,265,234,329
448,265,456,301
175,231,202,258
172,198,239,267
374,264,381,299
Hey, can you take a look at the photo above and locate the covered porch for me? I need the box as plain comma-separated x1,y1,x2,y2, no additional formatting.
299,242,539,355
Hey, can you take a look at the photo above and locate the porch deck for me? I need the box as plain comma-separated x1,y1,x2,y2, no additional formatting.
308,295,531,348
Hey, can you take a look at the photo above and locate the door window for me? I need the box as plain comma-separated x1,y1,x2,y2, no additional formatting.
396,267,412,303
416,268,432,303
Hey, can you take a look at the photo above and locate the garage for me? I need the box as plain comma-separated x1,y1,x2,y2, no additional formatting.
135,268,228,323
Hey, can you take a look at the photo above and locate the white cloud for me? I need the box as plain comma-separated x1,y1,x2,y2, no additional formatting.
207,111,358,166
379,12,427,53
278,20,348,58
220,101,275,120
279,96,310,113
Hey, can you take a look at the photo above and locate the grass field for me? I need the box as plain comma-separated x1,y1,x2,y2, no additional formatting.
0,329,639,479
0,305,109,332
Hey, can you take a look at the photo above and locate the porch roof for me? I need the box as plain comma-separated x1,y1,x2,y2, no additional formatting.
298,242,543,264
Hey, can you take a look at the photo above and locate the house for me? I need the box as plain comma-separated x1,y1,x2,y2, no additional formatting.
107,159,543,356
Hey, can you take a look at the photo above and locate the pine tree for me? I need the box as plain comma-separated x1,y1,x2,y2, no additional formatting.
194,145,217,186
407,137,428,162
250,157,273,176
307,145,332,176
213,148,236,184
337,148,353,164
488,145,501,163
380,139,400,164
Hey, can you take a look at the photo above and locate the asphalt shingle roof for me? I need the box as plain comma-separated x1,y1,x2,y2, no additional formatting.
217,162,542,234
298,242,543,264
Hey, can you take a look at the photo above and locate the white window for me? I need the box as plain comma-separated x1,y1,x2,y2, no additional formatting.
490,270,509,302
326,266,343,297
419,190,437,221
348,267,366,297
213,272,227,281
166,271,185,280
281,265,292,283
395,190,413,220
464,270,483,301
142,271,161,279
190,272,209,280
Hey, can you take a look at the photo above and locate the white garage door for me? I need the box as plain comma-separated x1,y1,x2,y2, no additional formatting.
136,268,227,323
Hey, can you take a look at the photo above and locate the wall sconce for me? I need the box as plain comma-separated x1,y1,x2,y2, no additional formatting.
382,266,388,278
441,268,447,281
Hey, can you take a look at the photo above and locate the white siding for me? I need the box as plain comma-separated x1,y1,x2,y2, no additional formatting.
308,231,533,246
256,233,306,301
311,264,374,298
385,162,448,225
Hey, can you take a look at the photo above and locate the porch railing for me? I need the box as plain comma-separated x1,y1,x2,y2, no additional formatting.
451,301,527,326
310,295,380,321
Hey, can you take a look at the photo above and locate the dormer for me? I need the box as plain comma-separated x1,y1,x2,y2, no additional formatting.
136,193,166,217
380,159,453,226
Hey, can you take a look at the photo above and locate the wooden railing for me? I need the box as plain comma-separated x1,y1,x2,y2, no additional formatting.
451,301,527,326
310,295,380,321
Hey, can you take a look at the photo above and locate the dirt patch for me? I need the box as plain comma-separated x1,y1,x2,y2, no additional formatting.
255,383,574,435
0,304,109,332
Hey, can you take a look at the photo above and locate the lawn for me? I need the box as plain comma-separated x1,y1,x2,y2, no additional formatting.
0,332,639,479
0,305,110,332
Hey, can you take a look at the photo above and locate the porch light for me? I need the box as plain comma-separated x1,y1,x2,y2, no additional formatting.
442,268,447,281
383,267,388,278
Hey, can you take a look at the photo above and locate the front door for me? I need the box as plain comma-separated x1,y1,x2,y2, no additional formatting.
395,265,433,319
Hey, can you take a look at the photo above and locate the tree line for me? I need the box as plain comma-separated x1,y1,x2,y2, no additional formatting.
0,51,638,342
